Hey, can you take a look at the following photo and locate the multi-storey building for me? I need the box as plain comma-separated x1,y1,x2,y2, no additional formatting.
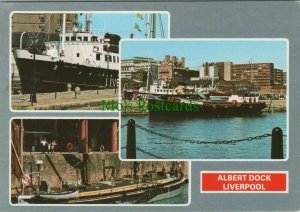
231,63,285,87
273,68,284,86
215,62,233,81
283,72,287,86
199,62,219,79
121,57,159,80
232,63,270,86
158,55,186,82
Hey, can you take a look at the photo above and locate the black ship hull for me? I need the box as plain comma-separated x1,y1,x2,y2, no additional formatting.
14,57,118,94
147,98,267,117
15,177,187,204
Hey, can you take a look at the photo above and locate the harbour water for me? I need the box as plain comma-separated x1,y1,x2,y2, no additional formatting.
121,112,287,159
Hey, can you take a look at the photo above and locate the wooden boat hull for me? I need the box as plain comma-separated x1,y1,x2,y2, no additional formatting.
16,177,187,204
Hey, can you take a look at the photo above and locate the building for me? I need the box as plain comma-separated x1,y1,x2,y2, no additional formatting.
273,68,284,86
158,55,187,82
11,13,78,48
283,72,287,86
232,63,273,86
199,62,219,79
215,62,233,81
231,63,286,87
121,57,159,80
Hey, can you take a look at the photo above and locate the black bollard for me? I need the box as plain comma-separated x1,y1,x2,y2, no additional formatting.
126,119,136,159
271,127,283,159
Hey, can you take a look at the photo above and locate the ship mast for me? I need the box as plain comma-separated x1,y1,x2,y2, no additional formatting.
86,14,92,33
145,13,158,38
145,14,151,38
151,14,156,39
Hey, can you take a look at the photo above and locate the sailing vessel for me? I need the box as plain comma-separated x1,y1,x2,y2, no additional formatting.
13,14,119,94
15,172,187,204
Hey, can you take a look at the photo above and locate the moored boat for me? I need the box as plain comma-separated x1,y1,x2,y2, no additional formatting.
147,94,266,117
15,173,187,204
13,14,119,94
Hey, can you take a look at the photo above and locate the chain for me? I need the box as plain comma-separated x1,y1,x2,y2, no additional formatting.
120,124,127,128
121,146,165,159
134,124,271,145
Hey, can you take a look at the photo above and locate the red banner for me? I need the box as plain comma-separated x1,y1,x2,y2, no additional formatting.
201,172,287,193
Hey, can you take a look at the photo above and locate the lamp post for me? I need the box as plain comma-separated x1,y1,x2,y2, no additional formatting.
36,160,43,191
30,36,38,105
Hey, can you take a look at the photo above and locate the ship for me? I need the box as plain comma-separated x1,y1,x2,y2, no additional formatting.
14,172,187,204
13,14,119,94
147,94,267,117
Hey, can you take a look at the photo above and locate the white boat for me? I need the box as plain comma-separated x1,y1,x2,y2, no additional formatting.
13,13,119,94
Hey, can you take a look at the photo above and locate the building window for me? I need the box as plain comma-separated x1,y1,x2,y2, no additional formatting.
96,54,101,61
71,36,76,41
40,16,45,23
66,37,70,41
113,56,116,63
77,53,80,57
84,36,88,41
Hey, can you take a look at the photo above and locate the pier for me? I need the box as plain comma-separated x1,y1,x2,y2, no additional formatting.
260,99,286,112
11,89,118,110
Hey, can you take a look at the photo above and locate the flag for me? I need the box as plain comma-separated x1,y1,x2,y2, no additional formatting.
134,23,141,32
136,13,143,20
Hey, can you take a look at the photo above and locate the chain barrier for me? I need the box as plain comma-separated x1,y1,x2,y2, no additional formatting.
134,124,272,145
120,124,128,128
121,146,165,159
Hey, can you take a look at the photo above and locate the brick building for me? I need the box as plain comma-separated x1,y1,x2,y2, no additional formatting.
158,55,186,82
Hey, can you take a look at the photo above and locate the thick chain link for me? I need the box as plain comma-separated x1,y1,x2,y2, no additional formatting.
134,124,271,145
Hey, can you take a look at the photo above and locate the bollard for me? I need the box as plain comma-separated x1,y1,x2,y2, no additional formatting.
126,119,136,159
271,127,283,159
75,87,80,99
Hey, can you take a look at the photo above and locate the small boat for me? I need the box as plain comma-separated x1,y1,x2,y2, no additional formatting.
38,190,79,200
16,190,79,204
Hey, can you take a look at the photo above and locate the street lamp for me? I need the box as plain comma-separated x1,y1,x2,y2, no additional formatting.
36,160,43,190
30,36,38,105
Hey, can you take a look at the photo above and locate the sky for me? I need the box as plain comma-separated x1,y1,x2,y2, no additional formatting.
79,13,169,39
121,40,288,71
